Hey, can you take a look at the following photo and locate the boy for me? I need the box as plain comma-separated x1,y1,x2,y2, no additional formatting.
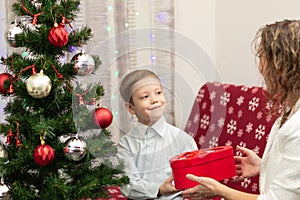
117,69,198,199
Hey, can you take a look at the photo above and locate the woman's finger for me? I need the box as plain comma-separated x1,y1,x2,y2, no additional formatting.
236,146,252,155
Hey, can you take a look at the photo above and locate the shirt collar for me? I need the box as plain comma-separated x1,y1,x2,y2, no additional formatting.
134,116,167,138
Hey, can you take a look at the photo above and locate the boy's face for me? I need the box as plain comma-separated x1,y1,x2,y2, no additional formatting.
126,76,166,126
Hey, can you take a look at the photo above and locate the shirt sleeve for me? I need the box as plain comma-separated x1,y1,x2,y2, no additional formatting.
117,138,161,199
179,129,198,152
257,127,300,200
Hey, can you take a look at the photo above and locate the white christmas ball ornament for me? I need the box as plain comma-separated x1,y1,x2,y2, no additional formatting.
26,70,52,98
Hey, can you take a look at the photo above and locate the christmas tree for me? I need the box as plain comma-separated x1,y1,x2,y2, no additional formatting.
0,0,128,199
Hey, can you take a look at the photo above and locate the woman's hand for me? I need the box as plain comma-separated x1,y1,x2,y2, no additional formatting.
159,176,179,195
234,146,261,182
181,174,221,200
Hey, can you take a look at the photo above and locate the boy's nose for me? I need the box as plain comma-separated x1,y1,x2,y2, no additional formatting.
150,97,158,104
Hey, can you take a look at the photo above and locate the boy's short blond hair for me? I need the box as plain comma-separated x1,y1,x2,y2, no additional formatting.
119,69,161,103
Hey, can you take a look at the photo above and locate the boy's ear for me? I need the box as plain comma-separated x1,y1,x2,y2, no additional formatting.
125,102,135,115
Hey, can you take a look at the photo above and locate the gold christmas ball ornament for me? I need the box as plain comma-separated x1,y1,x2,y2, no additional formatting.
63,136,87,161
26,70,52,98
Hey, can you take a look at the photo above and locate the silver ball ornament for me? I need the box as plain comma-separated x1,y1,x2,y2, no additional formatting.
72,52,95,76
17,15,37,32
63,137,87,161
6,21,23,47
26,70,52,98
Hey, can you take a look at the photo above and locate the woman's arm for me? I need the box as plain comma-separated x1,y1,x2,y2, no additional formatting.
181,175,258,200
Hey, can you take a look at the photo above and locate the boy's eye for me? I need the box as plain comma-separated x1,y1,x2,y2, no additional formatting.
156,91,162,95
141,95,148,99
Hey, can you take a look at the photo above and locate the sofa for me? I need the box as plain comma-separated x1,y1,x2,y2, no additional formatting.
184,81,280,199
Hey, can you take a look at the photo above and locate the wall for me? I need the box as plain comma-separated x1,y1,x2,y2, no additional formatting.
174,0,217,128
174,0,300,128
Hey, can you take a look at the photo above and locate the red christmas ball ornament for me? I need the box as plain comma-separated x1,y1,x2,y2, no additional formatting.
0,73,13,94
48,23,68,47
33,144,55,166
93,107,113,129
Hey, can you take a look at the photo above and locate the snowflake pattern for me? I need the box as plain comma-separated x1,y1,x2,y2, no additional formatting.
198,135,205,145
237,129,243,137
255,124,265,140
237,109,243,118
241,86,249,92
188,131,196,137
241,178,251,189
236,96,244,106
186,120,192,129
248,97,259,111
238,141,247,148
193,113,200,124
200,114,210,129
246,122,253,133
220,92,230,106
210,104,215,113
225,140,232,146
202,102,207,110
209,136,219,147
227,119,237,135
228,106,234,115
209,123,216,132
210,90,216,100
253,146,260,155
252,183,258,192
196,89,205,103
218,117,225,128
266,113,272,123
251,87,259,94
257,111,263,119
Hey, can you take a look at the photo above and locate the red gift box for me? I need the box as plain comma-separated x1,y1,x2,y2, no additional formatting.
169,146,236,189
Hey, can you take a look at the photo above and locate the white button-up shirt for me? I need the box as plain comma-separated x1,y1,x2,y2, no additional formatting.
258,101,300,200
117,116,198,199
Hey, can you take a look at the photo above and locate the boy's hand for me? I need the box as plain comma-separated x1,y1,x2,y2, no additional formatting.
158,176,179,195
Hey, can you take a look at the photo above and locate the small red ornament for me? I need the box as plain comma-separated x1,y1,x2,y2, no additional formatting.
48,23,68,47
93,107,113,129
0,73,13,94
33,143,55,166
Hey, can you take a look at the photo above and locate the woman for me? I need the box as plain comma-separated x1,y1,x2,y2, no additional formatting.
181,19,300,200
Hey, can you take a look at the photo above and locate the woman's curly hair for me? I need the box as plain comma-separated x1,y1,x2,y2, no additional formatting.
253,19,300,125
